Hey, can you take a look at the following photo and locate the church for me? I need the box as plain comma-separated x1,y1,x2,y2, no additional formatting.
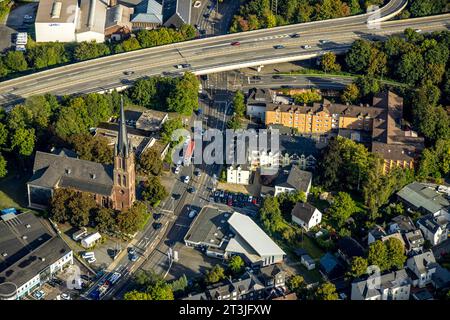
27,99,136,211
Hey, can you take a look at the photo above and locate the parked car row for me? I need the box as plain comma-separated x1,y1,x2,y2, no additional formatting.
212,190,261,208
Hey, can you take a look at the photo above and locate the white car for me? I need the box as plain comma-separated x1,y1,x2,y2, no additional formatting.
175,64,184,69
415,29,422,33
302,45,312,49
174,165,181,174
194,1,201,8
188,210,197,218
33,290,45,300
61,293,71,300
183,176,190,183
87,257,96,264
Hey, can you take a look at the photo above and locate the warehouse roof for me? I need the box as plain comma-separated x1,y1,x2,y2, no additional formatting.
77,0,107,34
227,212,285,257
184,207,230,248
397,182,450,215
35,0,79,24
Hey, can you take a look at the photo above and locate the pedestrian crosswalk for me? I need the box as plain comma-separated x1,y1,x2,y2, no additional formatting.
254,34,290,42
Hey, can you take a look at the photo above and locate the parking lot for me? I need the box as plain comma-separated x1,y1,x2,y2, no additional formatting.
0,2,37,52
211,189,261,214
166,244,221,281
26,260,93,300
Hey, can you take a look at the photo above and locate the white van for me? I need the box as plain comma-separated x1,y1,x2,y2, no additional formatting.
82,252,95,259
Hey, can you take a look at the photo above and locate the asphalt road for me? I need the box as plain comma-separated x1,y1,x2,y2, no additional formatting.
2,0,447,106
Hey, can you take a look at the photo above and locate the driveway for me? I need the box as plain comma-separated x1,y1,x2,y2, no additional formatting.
0,2,38,52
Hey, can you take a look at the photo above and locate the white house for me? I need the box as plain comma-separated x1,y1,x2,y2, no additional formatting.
246,88,274,121
351,269,411,300
407,250,438,288
274,166,312,197
35,0,79,42
226,165,251,185
416,215,448,246
291,202,322,231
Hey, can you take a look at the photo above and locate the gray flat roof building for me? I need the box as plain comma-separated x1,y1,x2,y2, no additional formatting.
184,207,231,249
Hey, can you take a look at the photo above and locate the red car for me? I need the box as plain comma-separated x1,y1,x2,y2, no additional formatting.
231,41,240,46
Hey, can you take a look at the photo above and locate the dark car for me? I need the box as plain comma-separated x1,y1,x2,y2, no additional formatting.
291,33,301,38
272,75,282,79
153,213,162,220
273,45,285,49
182,63,191,68
172,193,181,200
230,41,240,46
203,13,210,19
188,186,196,193
153,222,163,230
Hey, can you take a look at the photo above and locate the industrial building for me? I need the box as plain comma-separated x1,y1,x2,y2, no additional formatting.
184,208,286,267
0,212,73,300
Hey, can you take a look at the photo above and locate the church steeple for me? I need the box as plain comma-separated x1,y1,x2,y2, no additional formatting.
116,96,129,157
112,96,136,211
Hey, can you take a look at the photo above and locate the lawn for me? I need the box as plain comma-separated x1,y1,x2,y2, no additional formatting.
0,165,31,210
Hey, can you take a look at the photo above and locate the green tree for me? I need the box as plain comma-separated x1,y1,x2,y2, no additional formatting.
139,148,163,176
161,117,184,143
287,275,305,293
116,202,149,235
227,115,242,130
71,133,114,164
345,39,372,74
4,51,28,72
396,51,425,85
349,256,368,278
328,192,358,227
232,90,246,117
205,265,225,284
142,176,168,207
228,255,245,274
94,207,116,233
146,280,174,300
11,127,35,156
7,104,33,131
355,76,381,97
54,97,91,140
368,240,389,271
259,196,284,234
341,83,360,104
122,37,141,52
68,192,96,227
293,90,322,105
385,237,406,270
315,282,339,300
0,154,7,178
50,189,76,223
27,42,68,69
166,72,199,115
320,52,341,73
74,41,110,61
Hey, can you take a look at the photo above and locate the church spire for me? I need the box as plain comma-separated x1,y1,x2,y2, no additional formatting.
116,96,129,157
